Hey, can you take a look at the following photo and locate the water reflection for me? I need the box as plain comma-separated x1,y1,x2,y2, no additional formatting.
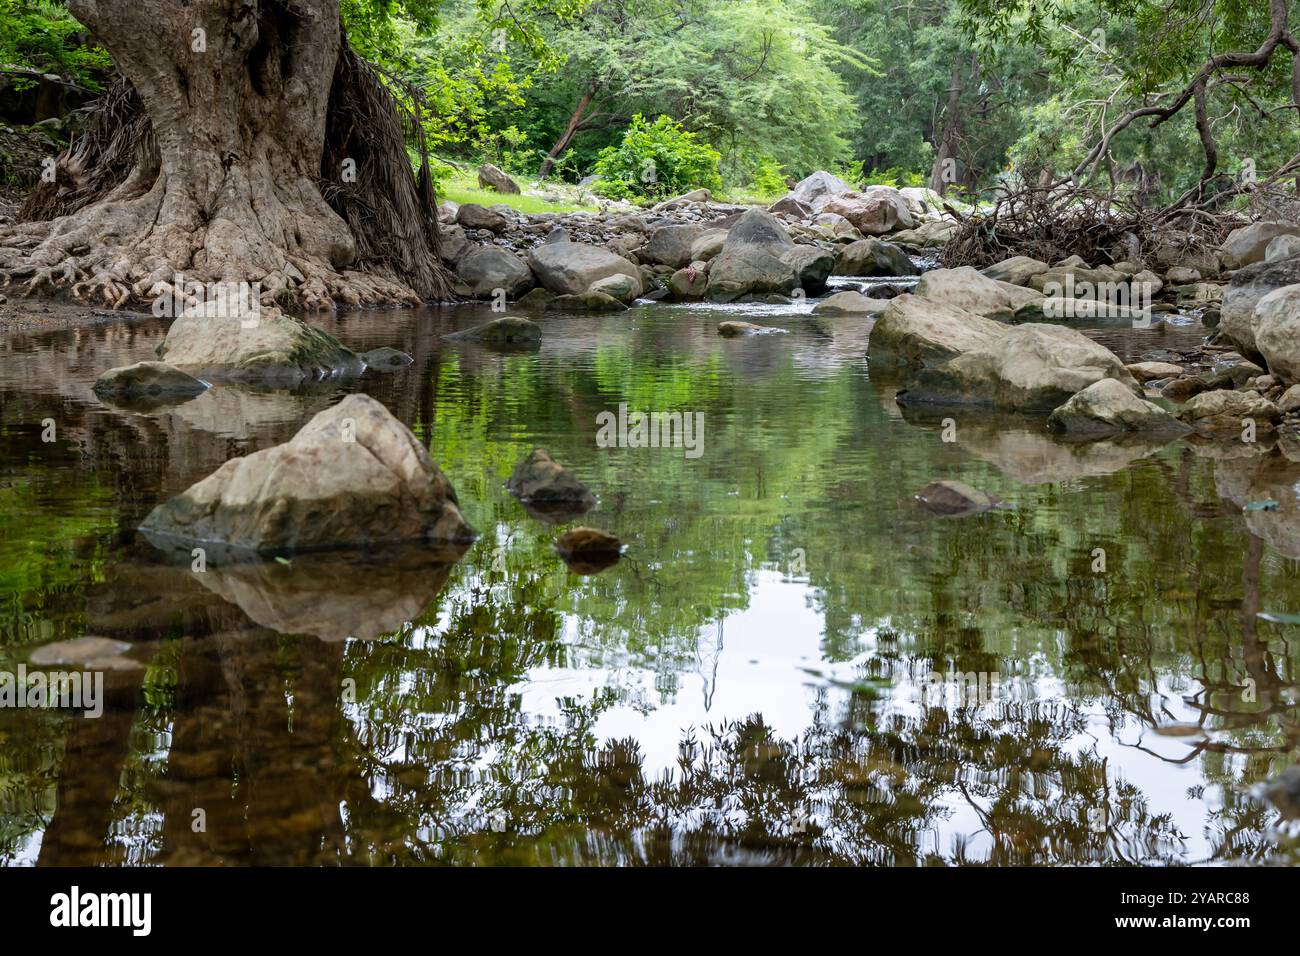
0,303,1297,865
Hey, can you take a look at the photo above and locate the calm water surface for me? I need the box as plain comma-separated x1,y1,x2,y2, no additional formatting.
1,296,1298,865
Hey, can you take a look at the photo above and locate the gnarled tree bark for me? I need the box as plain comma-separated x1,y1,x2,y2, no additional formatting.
0,0,450,311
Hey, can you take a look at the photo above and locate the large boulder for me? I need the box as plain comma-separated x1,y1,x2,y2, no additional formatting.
642,224,707,268
835,238,917,277
786,171,851,211
1047,378,1189,436
477,162,520,194
887,219,960,249
456,202,510,233
155,304,362,385
1177,389,1281,435
140,394,475,554
899,323,1139,411
913,266,1044,318
822,187,915,236
1266,235,1300,263
1221,221,1300,269
705,208,826,301
1251,284,1300,383
868,294,1008,367
94,361,208,401
455,245,534,299
527,241,642,297
439,223,471,265
1220,256,1300,357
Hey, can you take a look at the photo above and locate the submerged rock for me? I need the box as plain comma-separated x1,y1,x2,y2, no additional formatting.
360,347,414,370
555,527,623,573
444,316,542,345
156,305,362,385
898,323,1138,412
1047,378,1189,436
28,636,142,671
141,394,475,555
551,291,628,312
507,448,595,506
718,320,786,337
915,480,1001,516
93,361,208,402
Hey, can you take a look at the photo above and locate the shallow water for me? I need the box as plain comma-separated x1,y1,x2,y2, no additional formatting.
1,296,1298,866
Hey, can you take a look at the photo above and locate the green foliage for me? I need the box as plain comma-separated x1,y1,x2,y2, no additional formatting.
862,166,927,188
0,0,111,89
591,114,723,201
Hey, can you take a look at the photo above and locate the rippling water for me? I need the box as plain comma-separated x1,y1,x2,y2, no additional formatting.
1,295,1297,866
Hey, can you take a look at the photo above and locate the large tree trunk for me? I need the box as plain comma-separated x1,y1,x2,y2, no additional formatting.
0,0,449,310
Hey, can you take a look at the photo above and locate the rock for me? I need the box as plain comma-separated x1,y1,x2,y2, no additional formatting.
913,266,1044,318
689,229,728,262
982,256,1050,286
544,225,570,244
360,347,414,370
445,316,542,345
718,320,786,337
1177,389,1280,435
1221,257,1300,357
887,219,959,249
786,171,852,211
1126,361,1185,383
1265,234,1300,263
140,394,475,554
899,323,1139,412
810,212,863,243
1252,284,1300,383
506,448,595,507
822,186,914,236
1166,265,1202,284
915,480,1001,516
437,200,459,223
1047,378,1189,435
439,223,471,265
641,223,706,268
93,361,208,401
835,238,917,277
667,263,709,300
155,305,362,385
705,208,802,301
551,291,628,312
782,244,835,294
768,195,815,218
477,162,520,194
514,288,557,313
869,294,1008,367
588,272,640,303
555,526,622,573
1278,384,1300,413
811,290,888,316
899,186,944,216
1161,377,1208,403
1221,221,1300,269
527,241,642,298
652,188,711,210
456,202,510,233
455,245,534,299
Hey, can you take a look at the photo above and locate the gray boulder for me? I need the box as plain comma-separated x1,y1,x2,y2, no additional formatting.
1220,256,1300,357
868,294,1008,367
835,238,917,277
477,163,520,194
527,241,642,297
1221,221,1300,269
1047,378,1189,435
455,245,534,299
140,394,475,555
94,361,208,401
445,316,542,345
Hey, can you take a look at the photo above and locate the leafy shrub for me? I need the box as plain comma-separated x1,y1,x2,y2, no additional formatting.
592,114,722,202
862,166,927,189
742,156,789,198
